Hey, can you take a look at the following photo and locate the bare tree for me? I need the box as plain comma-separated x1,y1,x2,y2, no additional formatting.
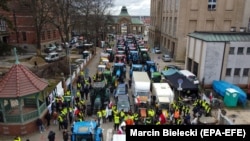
73,0,95,41
20,0,54,56
92,0,113,44
49,0,74,43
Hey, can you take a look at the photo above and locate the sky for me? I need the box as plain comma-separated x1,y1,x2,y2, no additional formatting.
109,0,150,16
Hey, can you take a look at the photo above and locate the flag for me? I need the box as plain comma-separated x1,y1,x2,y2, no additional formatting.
109,101,112,108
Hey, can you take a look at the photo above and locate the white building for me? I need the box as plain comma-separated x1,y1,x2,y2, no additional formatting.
186,31,250,87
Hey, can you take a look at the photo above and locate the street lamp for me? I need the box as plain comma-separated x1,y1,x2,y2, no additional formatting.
66,47,73,106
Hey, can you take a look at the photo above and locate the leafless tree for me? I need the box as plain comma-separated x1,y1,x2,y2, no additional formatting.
92,0,113,44
20,0,55,56
49,0,74,43
73,0,94,41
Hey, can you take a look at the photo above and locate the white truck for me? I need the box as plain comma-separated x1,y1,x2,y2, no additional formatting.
132,72,151,109
152,83,175,111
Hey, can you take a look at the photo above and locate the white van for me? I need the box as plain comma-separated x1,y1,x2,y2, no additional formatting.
179,70,199,84
45,52,60,62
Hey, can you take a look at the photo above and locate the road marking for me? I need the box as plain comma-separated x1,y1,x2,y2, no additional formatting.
106,128,113,141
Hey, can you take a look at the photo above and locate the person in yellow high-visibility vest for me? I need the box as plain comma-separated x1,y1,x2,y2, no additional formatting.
97,109,102,125
102,109,107,123
114,114,120,131
80,71,84,76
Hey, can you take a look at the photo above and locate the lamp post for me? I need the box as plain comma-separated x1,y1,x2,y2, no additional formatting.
66,47,73,107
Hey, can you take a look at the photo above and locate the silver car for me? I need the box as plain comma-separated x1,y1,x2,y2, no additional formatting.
162,54,172,62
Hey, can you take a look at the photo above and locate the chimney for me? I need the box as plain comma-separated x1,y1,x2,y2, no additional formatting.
239,27,246,32
230,27,236,32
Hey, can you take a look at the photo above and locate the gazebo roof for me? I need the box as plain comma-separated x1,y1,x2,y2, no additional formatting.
0,51,48,98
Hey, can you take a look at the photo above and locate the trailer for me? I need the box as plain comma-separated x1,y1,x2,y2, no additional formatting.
132,72,151,111
152,83,175,110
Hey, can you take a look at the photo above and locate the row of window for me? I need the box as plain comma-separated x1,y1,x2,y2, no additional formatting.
229,47,250,55
41,30,57,40
226,68,249,76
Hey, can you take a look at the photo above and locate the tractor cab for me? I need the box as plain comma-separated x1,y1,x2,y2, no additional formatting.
90,82,107,113
130,64,143,78
114,54,126,64
151,72,162,83
140,51,150,64
105,48,114,62
97,65,106,73
144,61,157,73
82,50,90,59
128,51,139,64
71,121,103,141
112,63,126,79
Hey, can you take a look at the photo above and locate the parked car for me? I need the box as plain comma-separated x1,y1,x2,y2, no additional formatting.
44,52,60,62
56,45,63,52
155,47,161,54
44,44,57,53
162,54,172,62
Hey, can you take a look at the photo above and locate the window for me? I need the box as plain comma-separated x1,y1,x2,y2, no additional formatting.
229,47,234,54
41,31,45,40
234,68,240,76
47,31,51,39
226,68,231,76
208,0,216,11
247,47,250,54
53,30,56,38
243,68,249,76
22,32,26,41
0,19,6,31
237,47,244,54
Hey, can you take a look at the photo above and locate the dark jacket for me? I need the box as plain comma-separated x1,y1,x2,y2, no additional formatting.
48,131,55,141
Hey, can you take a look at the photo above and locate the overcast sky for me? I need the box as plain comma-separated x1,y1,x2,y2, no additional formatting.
109,0,150,16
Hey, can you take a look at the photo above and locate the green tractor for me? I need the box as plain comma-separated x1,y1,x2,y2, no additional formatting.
89,82,108,114
103,70,115,87
151,72,162,83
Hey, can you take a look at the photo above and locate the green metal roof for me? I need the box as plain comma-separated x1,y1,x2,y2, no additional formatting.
188,32,250,42
131,17,143,24
119,6,130,16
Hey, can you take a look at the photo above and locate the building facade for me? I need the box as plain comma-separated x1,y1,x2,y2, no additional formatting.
107,6,145,35
149,0,250,61
187,31,250,87
0,1,61,52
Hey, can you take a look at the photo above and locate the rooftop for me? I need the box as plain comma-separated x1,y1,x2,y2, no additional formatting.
188,31,250,42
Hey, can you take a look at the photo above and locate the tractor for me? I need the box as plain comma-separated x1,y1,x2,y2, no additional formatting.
114,54,126,64
140,49,150,64
71,120,103,141
128,50,140,65
144,61,157,74
89,82,108,114
112,63,126,81
151,72,162,83
129,64,143,79
105,48,114,62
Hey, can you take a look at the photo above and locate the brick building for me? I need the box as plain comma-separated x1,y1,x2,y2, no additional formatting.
0,1,61,52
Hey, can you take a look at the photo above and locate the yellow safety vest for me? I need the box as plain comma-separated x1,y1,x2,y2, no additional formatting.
133,113,138,120
66,91,70,96
97,111,102,118
102,110,106,117
114,116,120,124
77,91,81,97
120,111,125,117
156,121,160,125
